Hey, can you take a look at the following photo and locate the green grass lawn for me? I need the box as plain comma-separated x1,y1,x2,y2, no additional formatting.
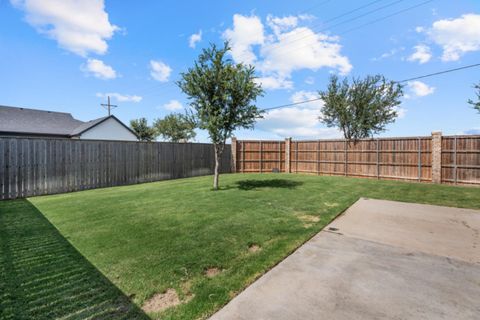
1,174,479,320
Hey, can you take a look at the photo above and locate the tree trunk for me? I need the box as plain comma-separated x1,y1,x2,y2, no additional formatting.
213,144,220,190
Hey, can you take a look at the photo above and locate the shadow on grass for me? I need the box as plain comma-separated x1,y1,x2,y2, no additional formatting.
236,179,303,191
0,199,148,320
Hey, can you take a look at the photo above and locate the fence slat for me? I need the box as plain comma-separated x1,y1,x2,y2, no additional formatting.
0,137,232,200
236,135,480,186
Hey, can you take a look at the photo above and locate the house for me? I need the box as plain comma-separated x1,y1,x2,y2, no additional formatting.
0,105,138,141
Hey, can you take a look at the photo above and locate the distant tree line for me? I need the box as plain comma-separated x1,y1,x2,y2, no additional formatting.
130,113,196,143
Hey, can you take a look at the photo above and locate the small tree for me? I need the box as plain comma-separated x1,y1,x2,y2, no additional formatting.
130,118,157,141
319,74,403,141
178,42,264,189
153,113,196,142
468,82,480,113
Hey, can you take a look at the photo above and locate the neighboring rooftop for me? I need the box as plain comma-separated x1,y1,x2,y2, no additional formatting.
0,105,135,138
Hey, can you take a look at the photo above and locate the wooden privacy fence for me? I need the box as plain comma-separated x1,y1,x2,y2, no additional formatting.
0,137,231,200
231,132,480,186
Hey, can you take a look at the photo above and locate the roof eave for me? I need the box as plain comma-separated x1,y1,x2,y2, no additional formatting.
74,115,139,139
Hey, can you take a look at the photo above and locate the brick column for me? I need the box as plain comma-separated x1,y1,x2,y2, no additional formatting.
431,131,442,184
285,138,292,173
231,137,237,173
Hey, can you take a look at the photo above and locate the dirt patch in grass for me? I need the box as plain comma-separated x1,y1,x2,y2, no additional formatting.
324,202,339,207
248,244,261,253
180,280,195,302
297,214,321,228
142,288,181,313
205,267,221,278
181,280,192,294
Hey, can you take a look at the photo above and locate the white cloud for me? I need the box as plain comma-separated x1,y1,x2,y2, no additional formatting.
81,58,116,79
162,99,183,111
150,60,172,82
415,26,425,33
256,90,338,139
96,92,142,103
407,81,435,97
290,90,323,109
304,76,315,85
407,44,432,64
394,106,407,119
421,13,480,61
223,14,351,91
223,14,265,65
11,0,118,57
371,47,405,62
260,27,351,76
258,106,340,138
189,30,202,49
266,15,300,36
254,76,293,90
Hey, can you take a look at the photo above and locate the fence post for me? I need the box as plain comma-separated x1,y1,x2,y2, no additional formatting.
259,141,263,173
376,139,380,179
231,137,237,173
417,138,422,182
317,140,320,175
431,131,442,184
285,138,291,173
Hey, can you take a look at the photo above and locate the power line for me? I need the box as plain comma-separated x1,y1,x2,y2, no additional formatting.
274,0,401,50
268,0,433,60
261,63,480,111
136,0,431,101
298,0,333,16
132,1,335,99
232,0,390,63
138,1,332,99
324,0,385,24
116,0,336,97
263,98,324,111
338,0,434,35
278,0,388,48
396,63,480,83
325,0,405,30
131,78,179,96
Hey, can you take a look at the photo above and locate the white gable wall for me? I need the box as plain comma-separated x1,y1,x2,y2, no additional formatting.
79,117,138,141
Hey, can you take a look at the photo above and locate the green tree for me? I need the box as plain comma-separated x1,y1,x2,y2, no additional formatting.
468,82,480,113
153,113,196,142
129,118,157,141
319,74,403,142
177,42,264,189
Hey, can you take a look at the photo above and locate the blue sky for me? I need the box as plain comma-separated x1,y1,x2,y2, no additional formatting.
1,0,479,142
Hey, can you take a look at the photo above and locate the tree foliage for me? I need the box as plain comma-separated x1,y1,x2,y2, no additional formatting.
129,118,157,141
153,113,196,142
177,42,264,189
468,82,480,114
319,74,403,141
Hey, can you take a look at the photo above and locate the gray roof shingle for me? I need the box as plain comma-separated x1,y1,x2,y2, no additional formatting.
69,116,109,136
0,105,118,137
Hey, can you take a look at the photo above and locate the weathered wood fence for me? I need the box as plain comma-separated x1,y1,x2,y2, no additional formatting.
0,137,231,200
231,132,480,186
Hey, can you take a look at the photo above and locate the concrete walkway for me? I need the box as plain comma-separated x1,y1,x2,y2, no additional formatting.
211,198,480,320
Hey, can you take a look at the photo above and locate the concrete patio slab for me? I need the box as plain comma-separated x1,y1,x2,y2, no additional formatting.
210,199,480,320
328,198,480,264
